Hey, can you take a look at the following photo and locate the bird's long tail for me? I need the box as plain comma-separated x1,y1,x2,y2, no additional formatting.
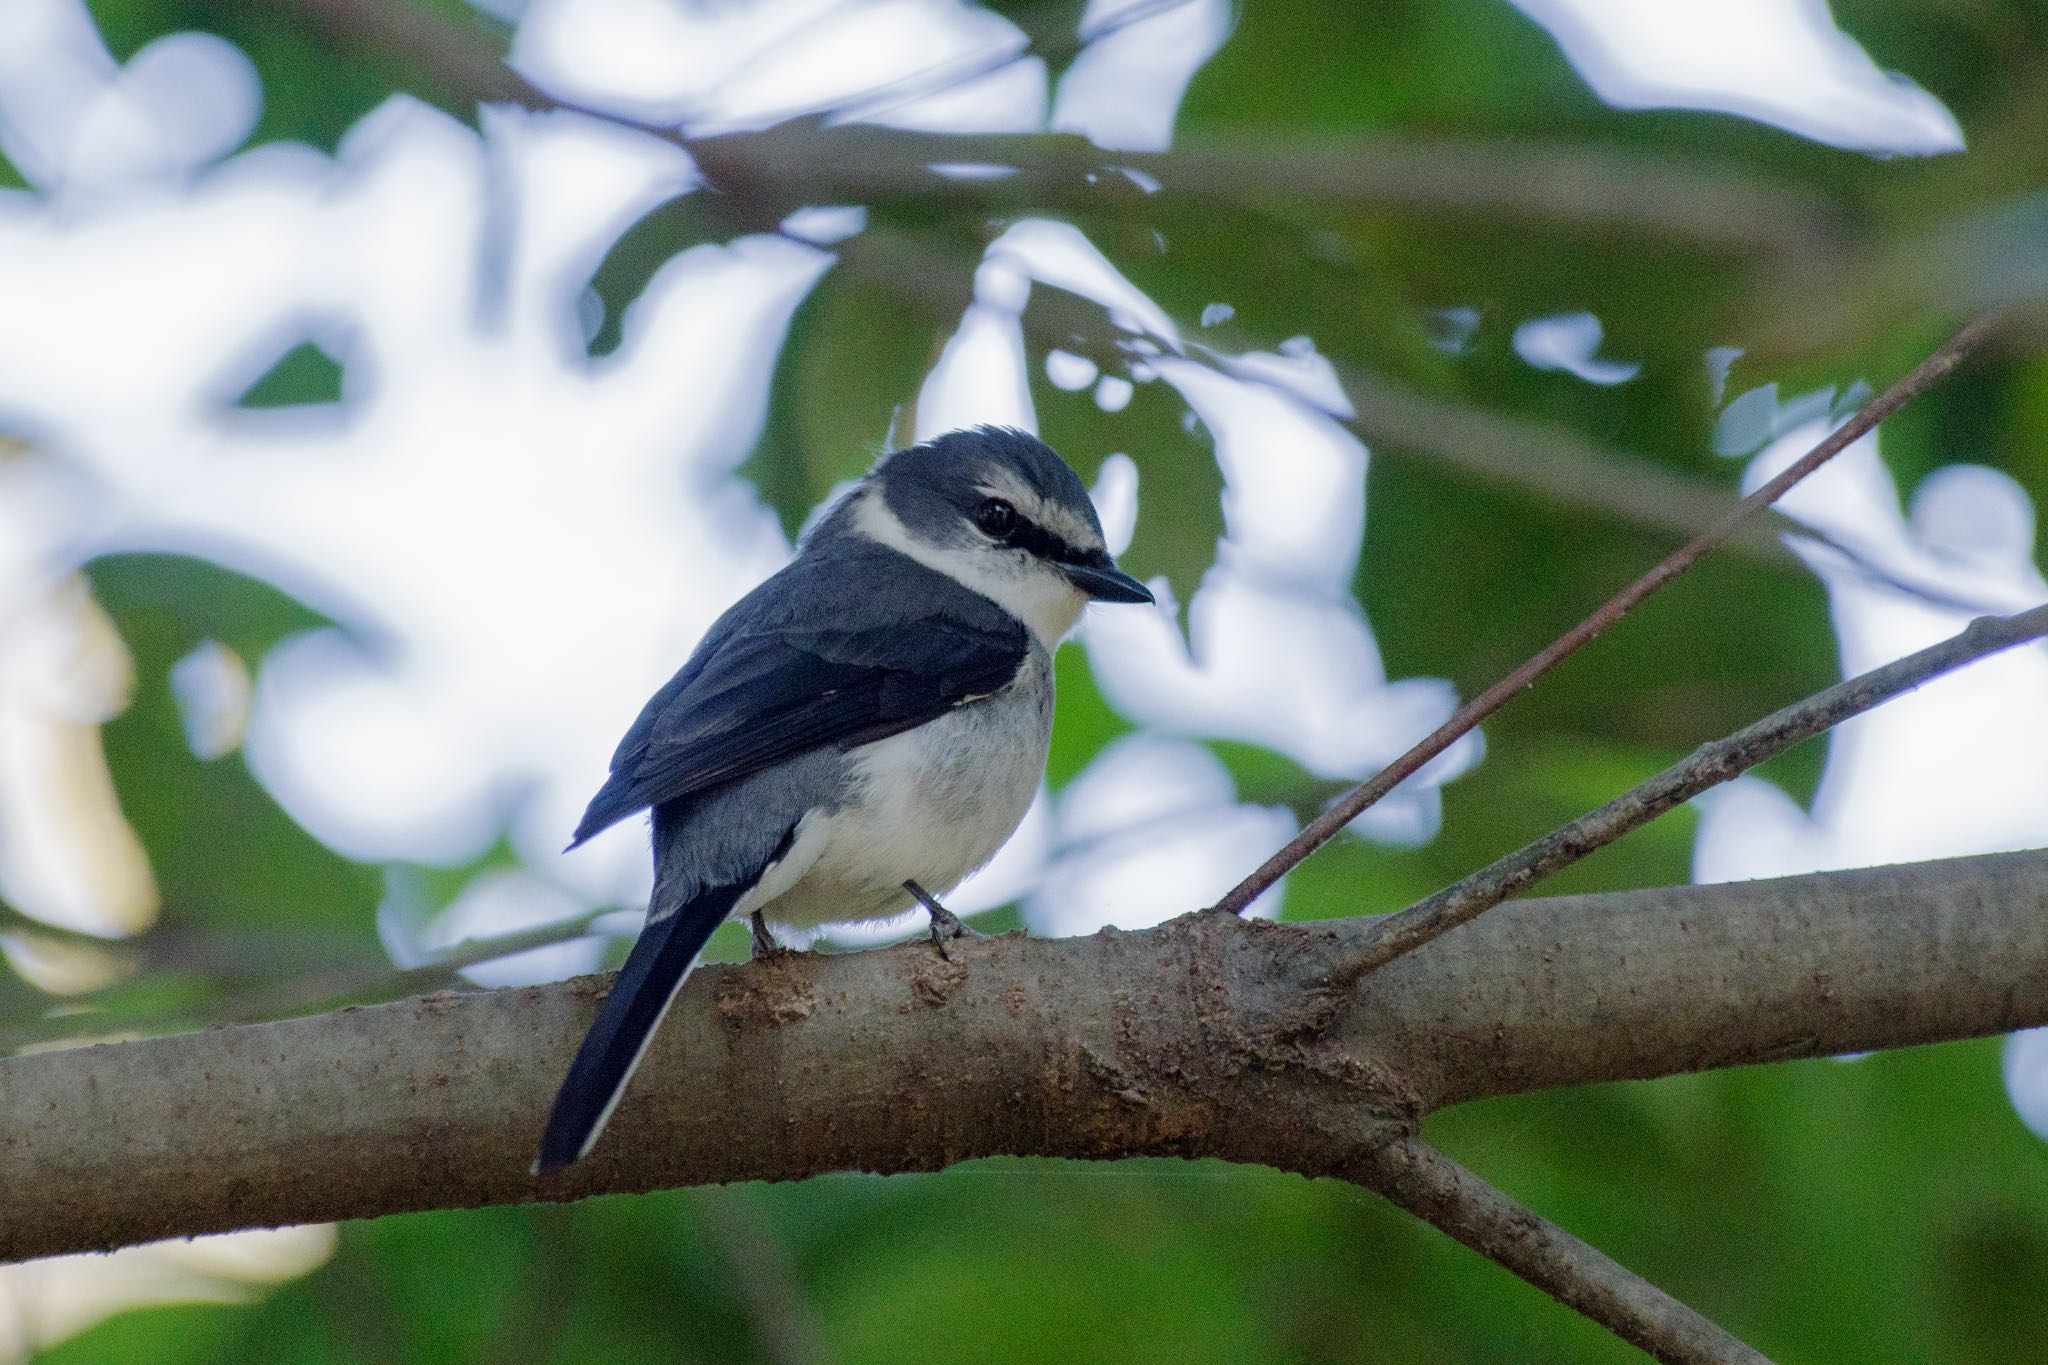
534,883,744,1173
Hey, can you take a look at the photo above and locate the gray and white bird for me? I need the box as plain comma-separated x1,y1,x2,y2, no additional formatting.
536,426,1153,1171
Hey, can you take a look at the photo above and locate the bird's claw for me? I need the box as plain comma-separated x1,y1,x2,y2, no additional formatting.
749,911,789,961
925,905,983,959
905,880,981,959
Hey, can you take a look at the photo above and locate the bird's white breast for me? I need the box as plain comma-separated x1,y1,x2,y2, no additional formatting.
742,648,1055,931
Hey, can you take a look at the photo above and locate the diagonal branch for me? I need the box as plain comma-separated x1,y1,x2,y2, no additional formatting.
1353,1137,1770,1364
1322,600,2048,990
1209,311,2006,915
289,0,539,107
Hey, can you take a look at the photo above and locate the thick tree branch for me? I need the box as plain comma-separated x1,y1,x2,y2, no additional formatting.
1363,850,2048,1108
3,848,2043,1266
1326,601,2048,987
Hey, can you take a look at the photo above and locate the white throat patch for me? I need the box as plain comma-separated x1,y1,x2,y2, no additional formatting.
853,490,1087,647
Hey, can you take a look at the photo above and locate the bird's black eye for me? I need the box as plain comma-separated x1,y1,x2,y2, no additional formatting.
974,498,1017,538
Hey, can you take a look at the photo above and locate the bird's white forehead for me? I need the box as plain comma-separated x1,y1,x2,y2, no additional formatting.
974,467,1104,553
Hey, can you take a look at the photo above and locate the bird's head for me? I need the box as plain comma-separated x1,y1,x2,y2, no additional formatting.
849,426,1153,643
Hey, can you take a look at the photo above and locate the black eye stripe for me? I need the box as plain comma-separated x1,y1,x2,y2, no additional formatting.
997,515,1096,567
968,490,1100,565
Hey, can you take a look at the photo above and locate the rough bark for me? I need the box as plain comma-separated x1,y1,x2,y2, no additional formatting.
1,849,2042,1264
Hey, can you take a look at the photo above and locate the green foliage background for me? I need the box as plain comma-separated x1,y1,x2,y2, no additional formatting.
10,0,2048,1359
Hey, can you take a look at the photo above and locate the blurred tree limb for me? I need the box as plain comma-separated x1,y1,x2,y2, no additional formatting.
0,907,620,1049
285,0,1837,257
4,848,2047,1359
686,122,1840,259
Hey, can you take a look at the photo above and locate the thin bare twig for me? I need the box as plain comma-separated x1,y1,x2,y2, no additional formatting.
1323,601,2048,990
1211,312,2005,915
235,906,626,1021
1355,1136,1771,1365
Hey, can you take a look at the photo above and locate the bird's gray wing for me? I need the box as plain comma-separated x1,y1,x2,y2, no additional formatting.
569,566,1029,847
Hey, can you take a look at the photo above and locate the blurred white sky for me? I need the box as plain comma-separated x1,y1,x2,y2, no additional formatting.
0,0,2040,1337
1511,0,1964,154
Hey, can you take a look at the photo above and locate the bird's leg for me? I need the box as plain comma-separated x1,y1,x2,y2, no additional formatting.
904,880,980,958
749,911,786,960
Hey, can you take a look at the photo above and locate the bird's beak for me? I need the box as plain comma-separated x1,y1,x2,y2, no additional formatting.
1062,555,1154,604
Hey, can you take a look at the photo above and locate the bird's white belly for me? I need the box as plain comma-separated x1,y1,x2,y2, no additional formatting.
746,652,1053,931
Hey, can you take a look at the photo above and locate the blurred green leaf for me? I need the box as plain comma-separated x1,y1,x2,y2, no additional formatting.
234,338,346,408
582,193,702,361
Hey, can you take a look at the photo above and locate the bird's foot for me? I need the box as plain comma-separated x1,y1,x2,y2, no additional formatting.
749,911,790,961
904,880,981,959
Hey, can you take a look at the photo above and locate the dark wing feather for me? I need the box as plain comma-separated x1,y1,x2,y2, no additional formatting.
569,550,1028,848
